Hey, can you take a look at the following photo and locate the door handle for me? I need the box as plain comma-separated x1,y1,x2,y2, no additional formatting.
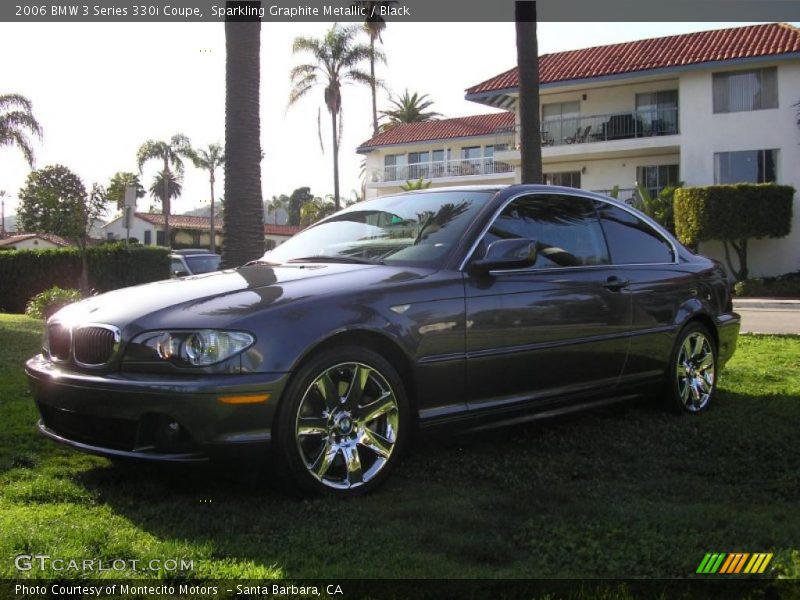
603,276,630,291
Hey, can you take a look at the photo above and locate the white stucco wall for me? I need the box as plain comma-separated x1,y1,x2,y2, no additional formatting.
2,237,62,250
102,215,158,245
679,60,800,277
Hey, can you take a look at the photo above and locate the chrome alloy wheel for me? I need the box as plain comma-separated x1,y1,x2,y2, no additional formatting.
295,362,399,490
676,332,715,412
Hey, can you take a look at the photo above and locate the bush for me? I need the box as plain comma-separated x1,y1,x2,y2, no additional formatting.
0,243,170,313
674,184,794,281
25,287,82,320
734,271,800,298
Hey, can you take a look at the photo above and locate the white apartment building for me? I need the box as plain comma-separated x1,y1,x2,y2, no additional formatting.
357,23,800,277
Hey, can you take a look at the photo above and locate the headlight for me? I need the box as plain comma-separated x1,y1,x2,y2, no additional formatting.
125,330,255,367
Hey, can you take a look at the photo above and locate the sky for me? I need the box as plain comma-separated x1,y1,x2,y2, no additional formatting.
0,20,786,221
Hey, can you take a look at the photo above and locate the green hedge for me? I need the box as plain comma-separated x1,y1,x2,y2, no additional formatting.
734,271,800,298
674,183,794,247
0,243,170,313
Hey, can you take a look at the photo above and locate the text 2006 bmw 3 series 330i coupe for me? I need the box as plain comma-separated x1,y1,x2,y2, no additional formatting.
26,185,740,496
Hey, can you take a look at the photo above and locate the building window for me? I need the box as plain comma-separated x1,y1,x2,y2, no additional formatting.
156,230,165,246
636,164,679,197
714,150,778,184
712,67,778,113
635,90,678,135
542,101,580,145
384,154,407,181
264,239,276,251
544,171,581,188
144,230,152,245
408,151,430,179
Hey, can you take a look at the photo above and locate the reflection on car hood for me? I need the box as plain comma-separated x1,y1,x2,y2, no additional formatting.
51,262,428,331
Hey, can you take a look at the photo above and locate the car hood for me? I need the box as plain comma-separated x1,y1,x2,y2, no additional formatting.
52,262,430,333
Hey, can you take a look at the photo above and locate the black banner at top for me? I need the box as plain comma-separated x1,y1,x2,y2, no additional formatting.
2,0,800,23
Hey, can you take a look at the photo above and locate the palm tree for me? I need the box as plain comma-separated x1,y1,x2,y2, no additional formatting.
149,170,183,241
289,24,377,210
186,143,224,253
300,196,337,227
355,1,397,135
515,1,542,184
224,15,264,268
136,134,191,247
0,94,43,168
380,89,442,129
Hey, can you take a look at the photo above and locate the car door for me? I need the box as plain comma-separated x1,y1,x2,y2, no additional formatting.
594,200,688,385
464,192,632,409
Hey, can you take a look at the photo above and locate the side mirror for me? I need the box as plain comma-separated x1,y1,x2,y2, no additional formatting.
173,270,190,278
471,238,538,272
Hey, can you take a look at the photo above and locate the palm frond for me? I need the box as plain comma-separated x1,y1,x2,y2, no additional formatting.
1,130,35,167
0,110,43,138
0,94,35,113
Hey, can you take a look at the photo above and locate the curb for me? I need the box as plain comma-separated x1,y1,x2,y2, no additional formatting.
733,298,800,310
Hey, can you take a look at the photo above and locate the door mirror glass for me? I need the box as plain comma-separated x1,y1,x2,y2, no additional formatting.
471,238,538,272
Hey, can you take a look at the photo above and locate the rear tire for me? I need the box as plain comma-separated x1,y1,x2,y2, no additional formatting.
665,322,718,414
272,346,409,497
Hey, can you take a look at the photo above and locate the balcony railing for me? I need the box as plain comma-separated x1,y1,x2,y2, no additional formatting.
495,107,679,149
378,157,513,183
592,187,640,206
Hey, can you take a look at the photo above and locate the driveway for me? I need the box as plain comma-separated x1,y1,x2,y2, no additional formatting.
733,299,800,335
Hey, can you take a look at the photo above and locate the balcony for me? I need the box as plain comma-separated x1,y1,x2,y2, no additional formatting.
374,157,514,184
494,107,679,155
591,187,640,205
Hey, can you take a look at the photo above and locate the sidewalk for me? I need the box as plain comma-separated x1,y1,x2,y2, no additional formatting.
732,298,800,334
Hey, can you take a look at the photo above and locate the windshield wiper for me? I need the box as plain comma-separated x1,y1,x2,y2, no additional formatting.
287,255,382,265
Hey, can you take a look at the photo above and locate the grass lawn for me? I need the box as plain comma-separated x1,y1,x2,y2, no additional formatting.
0,313,798,580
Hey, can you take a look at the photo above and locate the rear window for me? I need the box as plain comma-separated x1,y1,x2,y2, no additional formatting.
185,255,221,274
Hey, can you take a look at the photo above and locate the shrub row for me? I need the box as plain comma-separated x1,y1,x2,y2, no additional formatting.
674,184,794,247
0,243,170,313
734,271,800,298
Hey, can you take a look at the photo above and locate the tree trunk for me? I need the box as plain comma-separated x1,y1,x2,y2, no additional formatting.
223,5,264,268
331,109,341,211
725,239,749,281
209,175,216,254
370,39,378,136
515,1,542,184
79,243,89,296
163,158,171,247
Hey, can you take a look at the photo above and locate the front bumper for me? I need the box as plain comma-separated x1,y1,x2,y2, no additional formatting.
26,354,290,462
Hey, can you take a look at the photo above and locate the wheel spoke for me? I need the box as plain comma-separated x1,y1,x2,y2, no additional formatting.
697,353,714,372
691,334,704,359
682,338,693,362
311,441,338,479
360,428,393,458
297,416,329,436
695,375,710,394
342,444,363,486
679,377,690,403
358,391,396,425
315,374,339,410
345,365,370,407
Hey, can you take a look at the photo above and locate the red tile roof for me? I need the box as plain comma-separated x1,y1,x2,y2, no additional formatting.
357,112,515,150
466,23,800,96
135,213,301,236
0,232,71,247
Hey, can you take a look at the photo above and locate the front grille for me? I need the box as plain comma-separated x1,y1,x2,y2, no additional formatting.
38,404,139,451
73,326,117,365
48,324,71,361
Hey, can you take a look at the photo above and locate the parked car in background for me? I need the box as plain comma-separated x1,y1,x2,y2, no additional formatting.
170,249,221,277
26,185,739,497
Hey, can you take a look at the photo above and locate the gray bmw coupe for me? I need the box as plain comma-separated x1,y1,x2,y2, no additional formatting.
26,185,739,496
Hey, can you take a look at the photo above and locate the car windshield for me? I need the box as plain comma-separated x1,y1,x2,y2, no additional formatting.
185,255,221,274
261,190,494,268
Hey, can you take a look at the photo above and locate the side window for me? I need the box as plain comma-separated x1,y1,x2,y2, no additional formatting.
482,194,609,269
595,202,674,264
170,258,185,273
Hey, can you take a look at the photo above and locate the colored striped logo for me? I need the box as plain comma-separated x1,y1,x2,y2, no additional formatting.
696,552,773,574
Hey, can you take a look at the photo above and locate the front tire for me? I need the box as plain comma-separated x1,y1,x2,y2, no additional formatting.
273,346,409,496
666,323,718,413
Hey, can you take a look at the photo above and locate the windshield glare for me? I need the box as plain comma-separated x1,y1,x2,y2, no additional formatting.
262,191,493,267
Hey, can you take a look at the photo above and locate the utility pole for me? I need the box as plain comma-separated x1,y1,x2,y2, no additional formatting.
0,191,6,238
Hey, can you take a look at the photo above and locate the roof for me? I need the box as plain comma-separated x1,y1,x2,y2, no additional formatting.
0,232,71,247
357,112,515,151
134,213,302,236
466,22,800,102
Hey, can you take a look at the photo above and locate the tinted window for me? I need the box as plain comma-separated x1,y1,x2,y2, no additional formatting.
185,255,221,274
596,202,674,264
482,194,609,269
